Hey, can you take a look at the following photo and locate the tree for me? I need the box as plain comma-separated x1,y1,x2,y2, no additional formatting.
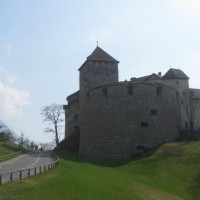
0,121,15,143
24,138,30,148
17,132,26,149
40,140,56,151
183,91,200,140
40,103,64,145
30,141,35,149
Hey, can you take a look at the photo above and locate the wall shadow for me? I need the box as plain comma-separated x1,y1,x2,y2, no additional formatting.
53,146,160,167
188,173,200,199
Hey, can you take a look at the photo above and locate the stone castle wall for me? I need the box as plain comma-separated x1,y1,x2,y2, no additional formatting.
65,92,79,139
79,82,180,159
79,61,118,95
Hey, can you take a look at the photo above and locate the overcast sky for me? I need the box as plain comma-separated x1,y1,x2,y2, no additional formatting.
1,0,200,143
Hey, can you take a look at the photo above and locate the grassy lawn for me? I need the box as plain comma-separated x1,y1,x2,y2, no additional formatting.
0,141,200,200
0,141,19,157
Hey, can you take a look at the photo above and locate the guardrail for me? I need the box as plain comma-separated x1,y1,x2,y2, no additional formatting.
0,151,59,185
0,151,21,162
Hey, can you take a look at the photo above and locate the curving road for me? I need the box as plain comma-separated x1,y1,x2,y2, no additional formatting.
0,151,53,174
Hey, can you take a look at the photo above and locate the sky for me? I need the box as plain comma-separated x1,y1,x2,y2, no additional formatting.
1,0,200,144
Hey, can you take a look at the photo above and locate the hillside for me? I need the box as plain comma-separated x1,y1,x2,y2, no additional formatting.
0,141,200,200
0,141,19,157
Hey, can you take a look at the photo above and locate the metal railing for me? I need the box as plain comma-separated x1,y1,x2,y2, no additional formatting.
0,152,59,185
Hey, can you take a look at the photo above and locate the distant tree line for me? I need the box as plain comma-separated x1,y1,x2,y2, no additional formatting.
0,120,15,143
0,120,55,151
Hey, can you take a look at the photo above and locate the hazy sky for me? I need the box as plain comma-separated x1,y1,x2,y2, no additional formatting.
1,0,200,143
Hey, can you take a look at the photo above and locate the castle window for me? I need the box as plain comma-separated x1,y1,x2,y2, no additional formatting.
86,92,89,101
141,122,148,127
151,109,158,115
156,86,162,97
176,80,179,85
176,92,179,103
181,99,184,104
190,91,194,97
127,84,133,95
102,87,108,97
73,113,79,128
185,121,188,129
137,146,145,150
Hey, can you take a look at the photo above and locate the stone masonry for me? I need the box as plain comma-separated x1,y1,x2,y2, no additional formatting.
63,46,200,160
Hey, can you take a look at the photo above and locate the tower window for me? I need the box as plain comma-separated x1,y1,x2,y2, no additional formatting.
141,122,148,127
185,121,188,129
156,86,162,97
190,91,194,97
137,146,145,150
86,92,89,101
127,84,133,95
176,92,179,103
151,109,158,115
181,99,184,104
102,87,108,97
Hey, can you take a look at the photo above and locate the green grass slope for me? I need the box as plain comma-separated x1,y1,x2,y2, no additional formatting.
0,141,200,200
0,141,19,157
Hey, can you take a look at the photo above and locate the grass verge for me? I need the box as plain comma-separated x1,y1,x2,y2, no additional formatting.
0,141,200,200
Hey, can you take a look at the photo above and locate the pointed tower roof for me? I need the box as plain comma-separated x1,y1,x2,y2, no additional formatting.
87,46,119,63
79,46,119,71
162,68,189,80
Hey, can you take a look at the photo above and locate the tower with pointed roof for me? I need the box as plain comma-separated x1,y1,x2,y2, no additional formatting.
79,46,119,95
63,46,200,160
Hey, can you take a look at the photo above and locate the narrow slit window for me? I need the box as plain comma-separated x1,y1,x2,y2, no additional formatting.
102,87,108,97
151,109,158,115
141,122,148,127
127,84,133,95
86,92,89,101
156,86,162,97
176,92,179,103
185,121,188,129
137,146,145,150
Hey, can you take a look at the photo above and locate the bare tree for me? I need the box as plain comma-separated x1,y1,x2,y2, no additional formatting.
17,132,26,149
0,121,15,143
30,141,35,149
183,91,200,140
24,138,30,148
40,103,64,145
40,140,56,151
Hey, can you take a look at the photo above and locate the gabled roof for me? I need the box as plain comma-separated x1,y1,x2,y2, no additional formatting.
131,73,161,82
87,46,119,63
162,68,189,80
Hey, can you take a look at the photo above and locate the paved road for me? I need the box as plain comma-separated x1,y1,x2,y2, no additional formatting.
0,151,53,174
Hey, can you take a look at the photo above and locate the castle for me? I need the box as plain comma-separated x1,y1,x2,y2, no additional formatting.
63,46,200,160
